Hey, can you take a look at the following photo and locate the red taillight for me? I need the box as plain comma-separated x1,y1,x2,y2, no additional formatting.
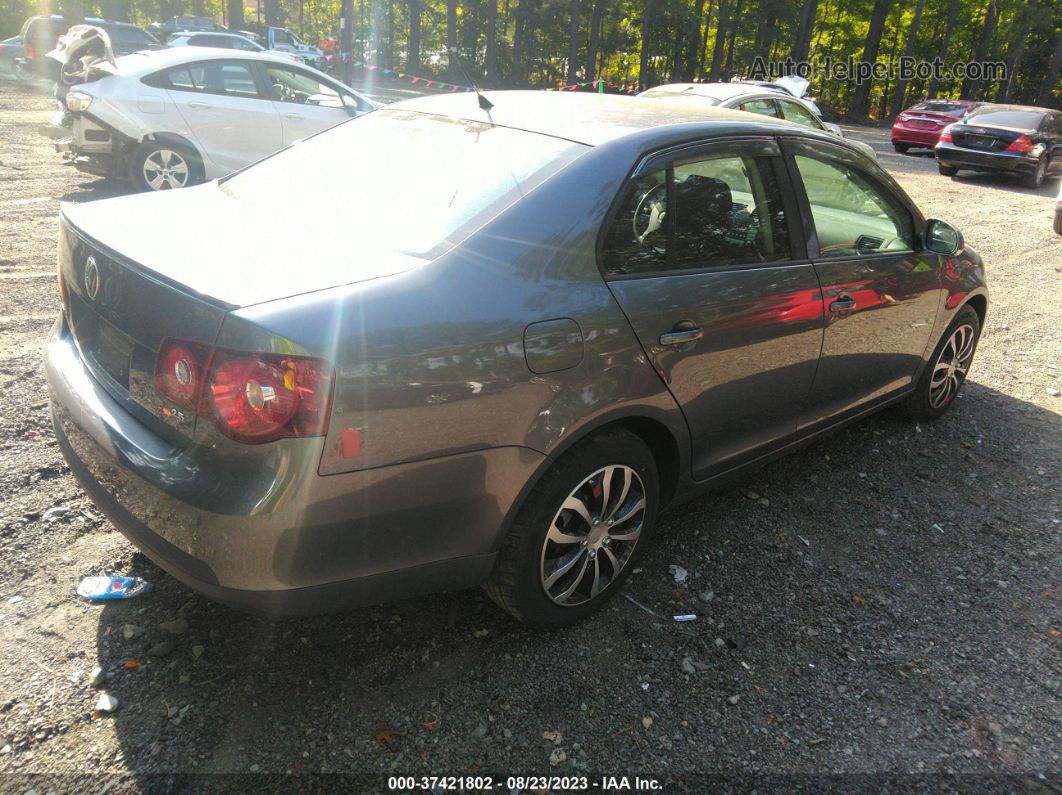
938,124,954,143
155,338,209,411
1006,134,1033,153
24,42,35,60
154,341,332,443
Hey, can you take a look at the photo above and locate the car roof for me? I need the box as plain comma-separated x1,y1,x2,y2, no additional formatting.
389,90,810,147
113,45,303,74
30,14,144,30
172,31,251,40
970,103,1054,115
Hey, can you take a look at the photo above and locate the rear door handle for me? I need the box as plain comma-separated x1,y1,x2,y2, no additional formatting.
283,113,305,120
829,295,857,312
187,102,209,109
659,327,703,345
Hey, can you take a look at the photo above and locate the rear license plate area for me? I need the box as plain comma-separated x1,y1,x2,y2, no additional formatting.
70,303,135,389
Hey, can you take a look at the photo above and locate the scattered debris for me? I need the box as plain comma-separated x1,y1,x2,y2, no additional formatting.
121,660,141,669
797,535,811,547
641,716,653,729
699,591,714,603
89,666,106,687
473,628,489,638
374,726,399,744
77,575,150,601
681,657,697,674
1046,387,1060,397
158,618,188,635
122,624,142,641
727,694,741,705
668,564,689,584
672,613,697,622
95,692,119,712
6,595,22,604
549,748,567,766
542,730,562,745
622,593,698,623
43,506,71,523
146,640,175,657
192,645,205,659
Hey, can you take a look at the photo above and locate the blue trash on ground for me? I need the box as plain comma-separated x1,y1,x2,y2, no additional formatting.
76,575,150,601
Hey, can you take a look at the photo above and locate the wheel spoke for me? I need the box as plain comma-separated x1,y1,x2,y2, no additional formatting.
561,494,594,528
160,149,173,166
547,520,584,546
605,467,633,521
553,553,591,603
601,545,622,575
543,548,586,590
589,556,603,598
146,171,165,190
598,465,615,519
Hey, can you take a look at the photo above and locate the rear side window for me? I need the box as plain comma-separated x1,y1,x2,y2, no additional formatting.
912,101,967,113
777,100,822,129
602,151,791,276
232,37,259,51
739,98,777,118
793,154,914,257
155,61,260,98
189,34,227,47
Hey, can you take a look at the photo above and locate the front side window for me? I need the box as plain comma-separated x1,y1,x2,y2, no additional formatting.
777,100,822,129
264,65,342,107
233,37,259,51
739,98,778,118
794,154,914,257
602,150,791,276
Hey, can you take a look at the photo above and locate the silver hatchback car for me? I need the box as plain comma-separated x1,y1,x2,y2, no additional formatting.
47,92,987,627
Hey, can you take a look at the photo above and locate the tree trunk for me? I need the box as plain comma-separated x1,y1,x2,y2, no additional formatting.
192,0,204,16
926,0,960,98
447,0,458,71
791,0,818,64
698,0,714,77
486,0,497,80
995,0,1032,102
586,0,605,80
62,0,84,29
752,0,777,59
340,0,353,83
708,0,729,81
961,0,999,99
264,0,280,27
723,0,742,78
567,0,581,83
888,0,926,119
226,0,244,30
370,0,383,66
408,0,421,73
638,0,653,91
847,0,892,119
1036,33,1062,106
512,5,524,84
681,0,707,81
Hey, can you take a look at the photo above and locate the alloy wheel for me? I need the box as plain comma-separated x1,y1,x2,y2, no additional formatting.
143,149,190,190
929,323,976,408
539,465,646,607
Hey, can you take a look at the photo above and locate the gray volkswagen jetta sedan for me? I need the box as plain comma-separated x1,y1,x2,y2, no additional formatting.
47,91,987,627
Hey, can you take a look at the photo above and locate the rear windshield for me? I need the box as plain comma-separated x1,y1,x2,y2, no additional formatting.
108,27,157,48
968,108,1044,129
640,88,721,106
222,110,589,260
911,101,968,113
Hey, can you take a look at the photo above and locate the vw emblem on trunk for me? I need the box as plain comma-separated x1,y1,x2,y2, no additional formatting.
84,256,101,300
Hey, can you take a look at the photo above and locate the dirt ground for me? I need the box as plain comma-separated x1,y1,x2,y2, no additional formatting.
0,78,1059,792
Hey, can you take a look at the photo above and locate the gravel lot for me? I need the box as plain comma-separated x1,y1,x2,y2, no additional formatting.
0,78,1059,791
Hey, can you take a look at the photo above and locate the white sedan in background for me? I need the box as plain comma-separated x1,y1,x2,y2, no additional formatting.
54,47,375,190
166,31,303,63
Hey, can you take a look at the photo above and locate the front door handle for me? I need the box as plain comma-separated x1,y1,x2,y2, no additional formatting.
283,113,305,120
659,327,703,346
829,295,857,313
187,102,209,109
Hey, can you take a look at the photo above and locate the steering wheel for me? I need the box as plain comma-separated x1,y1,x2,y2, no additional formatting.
272,82,296,102
632,183,667,244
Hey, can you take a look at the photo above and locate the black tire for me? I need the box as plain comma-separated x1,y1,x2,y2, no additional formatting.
938,164,958,177
1054,209,1062,236
904,305,981,421
484,428,659,628
129,140,203,192
892,142,910,153
1022,155,1047,189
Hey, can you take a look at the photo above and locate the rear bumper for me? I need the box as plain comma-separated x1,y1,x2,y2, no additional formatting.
891,125,942,147
46,317,540,615
934,143,1039,175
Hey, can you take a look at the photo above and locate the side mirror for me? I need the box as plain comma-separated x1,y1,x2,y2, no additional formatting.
823,121,844,137
341,93,360,118
925,219,963,256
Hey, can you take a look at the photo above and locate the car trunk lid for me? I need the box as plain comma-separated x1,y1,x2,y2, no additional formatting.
949,123,1028,153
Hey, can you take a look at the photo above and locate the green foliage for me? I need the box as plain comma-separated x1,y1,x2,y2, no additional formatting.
3,0,1059,111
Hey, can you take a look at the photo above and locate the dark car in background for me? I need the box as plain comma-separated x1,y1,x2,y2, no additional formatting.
936,104,1062,188
46,92,987,626
0,36,22,77
891,98,980,152
148,15,228,43
15,15,158,80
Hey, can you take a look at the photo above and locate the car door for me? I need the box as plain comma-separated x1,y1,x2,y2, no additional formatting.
603,138,825,479
162,60,283,175
258,62,356,144
783,138,941,421
735,96,781,119
776,98,827,131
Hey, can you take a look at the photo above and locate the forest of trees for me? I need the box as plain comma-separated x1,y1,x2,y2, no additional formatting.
3,0,1060,119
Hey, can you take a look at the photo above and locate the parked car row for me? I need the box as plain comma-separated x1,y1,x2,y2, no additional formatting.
892,99,1062,190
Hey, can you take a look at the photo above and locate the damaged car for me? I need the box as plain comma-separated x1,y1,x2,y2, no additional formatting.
50,34,374,191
